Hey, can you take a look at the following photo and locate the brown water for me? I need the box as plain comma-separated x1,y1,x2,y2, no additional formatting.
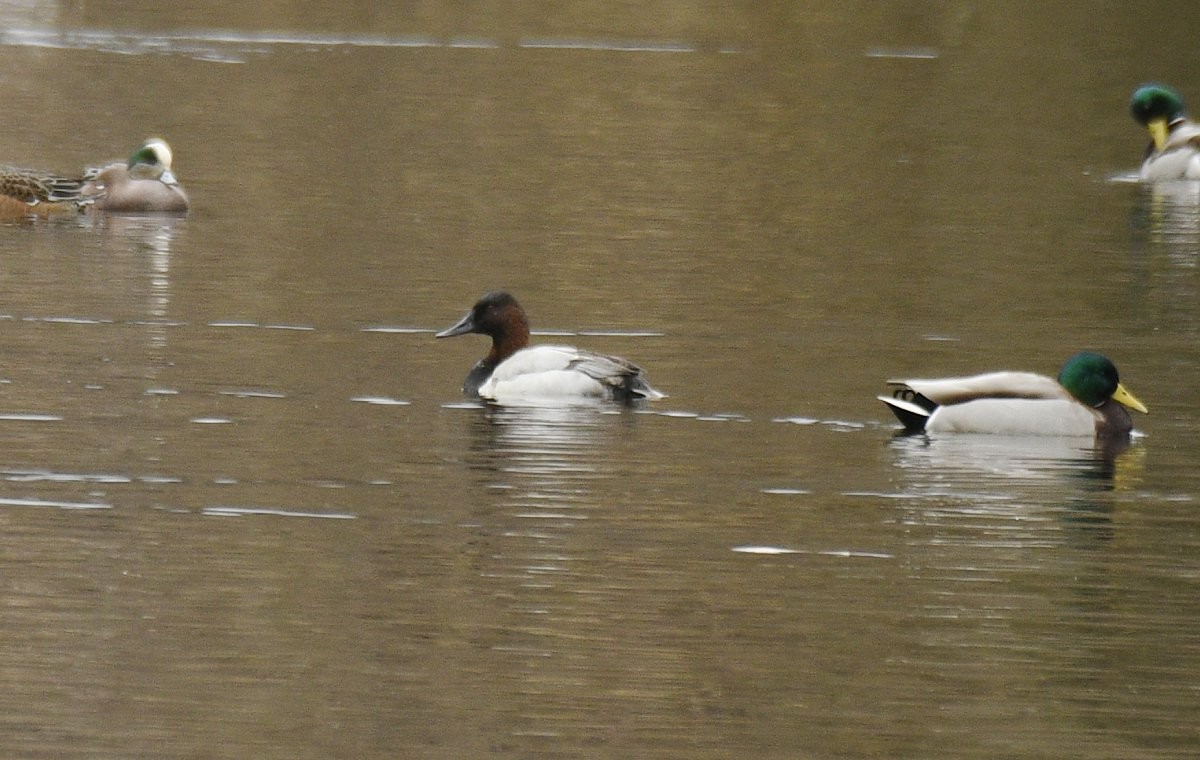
1,2,1199,758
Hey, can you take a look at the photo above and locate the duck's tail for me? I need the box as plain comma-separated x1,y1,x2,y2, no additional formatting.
629,379,666,401
878,385,936,433
612,373,664,402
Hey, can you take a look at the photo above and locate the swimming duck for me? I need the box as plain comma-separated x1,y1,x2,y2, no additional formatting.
878,352,1148,437
1130,84,1200,181
436,291,665,403
82,138,189,212
0,167,87,219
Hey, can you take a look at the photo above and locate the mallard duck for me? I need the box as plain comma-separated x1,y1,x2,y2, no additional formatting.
82,138,189,212
879,352,1148,437
1130,84,1200,181
436,291,665,403
0,167,87,219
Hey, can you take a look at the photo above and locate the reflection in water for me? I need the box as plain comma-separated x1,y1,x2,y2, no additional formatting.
885,432,1141,489
454,403,689,743
1128,179,1200,353
81,213,184,350
1130,180,1200,267
881,433,1150,561
461,401,622,531
465,399,620,455
78,212,185,443
873,431,1179,755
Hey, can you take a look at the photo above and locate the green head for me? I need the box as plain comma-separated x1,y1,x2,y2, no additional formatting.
1130,84,1186,126
1057,352,1147,413
126,138,176,182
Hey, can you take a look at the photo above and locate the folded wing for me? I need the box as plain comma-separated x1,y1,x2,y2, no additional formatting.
479,345,663,402
889,372,1071,405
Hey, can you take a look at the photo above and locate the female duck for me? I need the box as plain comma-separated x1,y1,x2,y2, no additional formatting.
436,291,664,403
0,167,87,219
1130,84,1200,181
878,352,1148,437
82,138,189,212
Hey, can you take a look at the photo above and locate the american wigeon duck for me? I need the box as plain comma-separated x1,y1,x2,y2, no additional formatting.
83,138,189,213
1130,84,1200,181
436,291,665,404
879,352,1148,437
0,167,87,219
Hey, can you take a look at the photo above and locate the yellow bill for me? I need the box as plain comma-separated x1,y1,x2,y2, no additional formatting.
1111,383,1148,414
1149,118,1170,152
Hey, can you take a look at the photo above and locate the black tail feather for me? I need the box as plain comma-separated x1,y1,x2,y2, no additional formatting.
878,390,935,434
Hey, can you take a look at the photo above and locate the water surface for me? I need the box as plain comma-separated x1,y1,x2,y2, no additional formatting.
0,2,1199,758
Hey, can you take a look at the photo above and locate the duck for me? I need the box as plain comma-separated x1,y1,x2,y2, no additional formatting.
435,291,665,404
0,167,87,219
1129,84,1200,181
82,138,189,212
878,352,1148,437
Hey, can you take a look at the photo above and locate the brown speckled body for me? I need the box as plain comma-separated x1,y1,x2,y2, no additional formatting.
0,169,86,219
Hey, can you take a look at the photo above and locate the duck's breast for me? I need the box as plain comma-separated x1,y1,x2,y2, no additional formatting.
1141,150,1200,181
1142,126,1200,181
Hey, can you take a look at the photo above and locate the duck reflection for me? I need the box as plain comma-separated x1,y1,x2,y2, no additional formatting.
886,432,1142,490
453,402,672,730
81,213,185,351
1130,181,1200,266
884,433,1145,549
455,401,656,598
884,430,1155,721
462,401,625,501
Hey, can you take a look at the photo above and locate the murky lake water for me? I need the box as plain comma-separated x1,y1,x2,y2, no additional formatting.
1,2,1199,757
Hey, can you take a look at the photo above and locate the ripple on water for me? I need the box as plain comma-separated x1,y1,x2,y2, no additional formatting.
0,28,730,59
200,506,356,519
519,37,695,53
2,469,131,484
350,396,411,406
23,315,114,325
732,545,894,559
771,416,874,430
864,46,939,59
208,321,315,331
361,326,431,334
658,410,699,419
218,389,287,399
0,496,112,510
773,416,818,426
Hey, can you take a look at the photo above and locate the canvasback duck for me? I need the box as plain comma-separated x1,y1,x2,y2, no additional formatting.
82,138,189,213
436,291,665,403
879,352,1148,437
0,167,87,219
1130,84,1200,181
